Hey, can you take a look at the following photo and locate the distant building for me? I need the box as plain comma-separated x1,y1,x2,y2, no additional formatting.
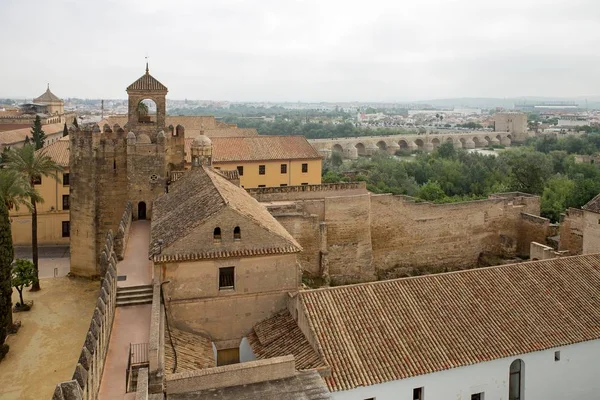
0,85,75,150
493,112,528,141
557,115,590,128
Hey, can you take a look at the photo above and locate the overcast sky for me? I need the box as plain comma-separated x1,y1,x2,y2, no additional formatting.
1,0,599,101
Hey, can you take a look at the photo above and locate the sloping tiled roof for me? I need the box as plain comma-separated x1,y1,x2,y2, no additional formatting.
298,254,600,392
100,115,257,138
0,123,64,146
151,165,301,259
248,311,328,372
126,70,168,91
165,328,215,374
210,136,322,163
34,87,62,103
583,193,600,213
36,136,69,167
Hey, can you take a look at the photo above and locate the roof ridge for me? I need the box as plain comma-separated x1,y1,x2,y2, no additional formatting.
202,166,229,206
300,253,600,294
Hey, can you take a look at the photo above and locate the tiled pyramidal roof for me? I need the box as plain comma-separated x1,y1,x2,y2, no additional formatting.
34,86,62,103
151,165,301,261
297,254,600,392
127,68,168,91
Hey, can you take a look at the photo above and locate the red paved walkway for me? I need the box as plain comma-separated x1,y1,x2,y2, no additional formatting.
117,221,153,287
99,221,153,399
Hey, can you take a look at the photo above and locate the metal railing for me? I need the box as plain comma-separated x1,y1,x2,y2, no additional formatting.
125,342,149,392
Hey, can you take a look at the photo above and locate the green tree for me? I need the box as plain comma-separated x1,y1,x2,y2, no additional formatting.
541,176,576,222
418,181,447,202
30,115,46,150
499,148,552,195
330,151,343,167
436,142,457,159
72,116,78,128
11,259,36,307
62,122,68,138
0,200,13,360
4,145,63,290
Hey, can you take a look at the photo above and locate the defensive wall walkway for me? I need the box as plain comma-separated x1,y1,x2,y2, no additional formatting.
98,221,152,400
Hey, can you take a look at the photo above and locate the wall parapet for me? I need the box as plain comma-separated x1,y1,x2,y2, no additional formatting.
114,202,133,260
247,182,366,195
52,229,119,400
165,355,296,394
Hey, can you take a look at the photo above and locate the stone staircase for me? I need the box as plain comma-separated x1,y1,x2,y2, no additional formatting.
116,285,153,307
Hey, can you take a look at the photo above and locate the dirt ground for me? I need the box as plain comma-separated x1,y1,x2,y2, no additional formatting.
0,276,99,400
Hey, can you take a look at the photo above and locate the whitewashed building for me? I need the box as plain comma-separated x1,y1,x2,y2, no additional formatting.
248,253,600,400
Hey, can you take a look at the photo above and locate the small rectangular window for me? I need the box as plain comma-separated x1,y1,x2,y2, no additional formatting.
259,165,265,175
280,184,288,187
237,166,244,176
62,173,70,186
554,351,560,361
32,175,42,185
62,221,70,238
302,163,308,173
471,393,484,400
281,164,287,174
219,267,234,290
62,195,70,210
301,182,308,186
258,184,266,188
413,387,424,400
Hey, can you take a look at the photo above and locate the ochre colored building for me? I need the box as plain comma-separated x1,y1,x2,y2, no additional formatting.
9,137,71,245
185,136,322,188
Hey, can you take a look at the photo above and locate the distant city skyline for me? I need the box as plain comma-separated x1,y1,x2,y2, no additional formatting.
1,0,599,102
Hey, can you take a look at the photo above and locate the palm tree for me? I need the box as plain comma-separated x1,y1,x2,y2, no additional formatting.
4,145,63,290
0,169,33,345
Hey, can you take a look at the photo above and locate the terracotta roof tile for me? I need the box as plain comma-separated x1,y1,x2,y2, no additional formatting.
298,254,600,391
165,328,215,374
36,136,69,167
34,87,62,103
126,71,168,92
151,165,301,258
0,123,65,146
583,193,600,213
248,311,328,372
209,136,322,163
100,115,257,138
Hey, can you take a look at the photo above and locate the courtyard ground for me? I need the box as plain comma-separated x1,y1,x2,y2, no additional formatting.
14,245,70,278
0,276,99,400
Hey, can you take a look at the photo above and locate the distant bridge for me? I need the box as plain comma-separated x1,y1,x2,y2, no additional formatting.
308,131,513,159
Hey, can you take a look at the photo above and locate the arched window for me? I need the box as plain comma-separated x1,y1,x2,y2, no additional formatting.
233,226,241,240
213,227,221,241
509,359,524,400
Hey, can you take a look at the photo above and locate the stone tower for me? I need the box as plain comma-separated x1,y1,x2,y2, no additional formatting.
69,124,129,277
190,134,212,168
69,66,185,277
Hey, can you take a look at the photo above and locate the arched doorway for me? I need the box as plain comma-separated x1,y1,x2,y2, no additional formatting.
138,201,147,220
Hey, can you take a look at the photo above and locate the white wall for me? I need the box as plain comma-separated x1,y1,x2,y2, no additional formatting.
239,337,257,363
332,339,600,400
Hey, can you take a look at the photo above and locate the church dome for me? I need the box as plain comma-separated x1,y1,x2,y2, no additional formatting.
126,131,136,140
192,135,212,147
34,85,62,104
137,133,151,144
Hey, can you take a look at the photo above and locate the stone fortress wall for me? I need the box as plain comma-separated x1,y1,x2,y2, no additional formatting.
52,226,121,400
249,185,550,284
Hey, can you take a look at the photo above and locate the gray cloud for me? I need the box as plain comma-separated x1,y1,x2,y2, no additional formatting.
1,0,599,101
